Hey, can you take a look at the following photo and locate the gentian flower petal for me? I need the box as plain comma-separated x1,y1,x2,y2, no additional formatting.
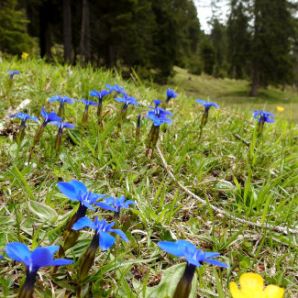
5,243,73,272
97,202,118,212
41,107,62,123
253,110,275,123
203,258,228,268
44,245,60,255
10,112,38,122
204,252,221,259
8,70,20,78
72,216,96,231
166,88,177,100
48,95,75,104
81,200,95,211
97,196,135,213
69,180,88,194
158,240,228,269
90,90,110,98
62,122,75,129
99,231,116,250
57,181,81,202
50,121,75,129
124,200,135,208
81,99,97,106
158,241,186,257
154,99,161,106
196,99,219,109
5,242,31,263
52,258,74,266
111,229,129,242
31,247,54,268
106,84,126,95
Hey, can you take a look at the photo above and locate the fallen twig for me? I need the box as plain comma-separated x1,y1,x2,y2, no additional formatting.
157,146,298,235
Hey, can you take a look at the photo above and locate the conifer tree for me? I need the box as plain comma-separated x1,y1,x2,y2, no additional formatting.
210,19,228,77
250,0,295,95
0,0,32,55
227,0,251,79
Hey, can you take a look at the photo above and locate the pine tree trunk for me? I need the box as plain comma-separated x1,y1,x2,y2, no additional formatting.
80,0,90,63
39,1,52,59
63,0,73,64
250,67,259,97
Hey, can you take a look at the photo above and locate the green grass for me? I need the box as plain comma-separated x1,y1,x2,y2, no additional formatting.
0,58,297,297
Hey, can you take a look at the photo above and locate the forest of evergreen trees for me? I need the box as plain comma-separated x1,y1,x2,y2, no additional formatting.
0,0,298,94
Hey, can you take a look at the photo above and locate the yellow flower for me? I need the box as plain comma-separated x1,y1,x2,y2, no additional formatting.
276,106,285,112
21,52,29,60
229,273,285,298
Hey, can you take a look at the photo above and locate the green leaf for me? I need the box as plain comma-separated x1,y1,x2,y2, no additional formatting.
140,263,197,298
28,200,58,223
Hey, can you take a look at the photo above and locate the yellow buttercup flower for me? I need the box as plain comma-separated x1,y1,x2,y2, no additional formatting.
276,106,285,112
21,52,29,60
229,273,285,298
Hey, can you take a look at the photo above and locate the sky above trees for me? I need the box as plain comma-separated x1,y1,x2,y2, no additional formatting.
194,0,229,32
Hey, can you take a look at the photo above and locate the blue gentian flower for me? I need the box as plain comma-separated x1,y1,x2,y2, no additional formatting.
196,99,219,111
57,180,106,210
73,216,128,250
10,112,38,142
48,96,75,117
29,108,62,159
50,121,75,153
8,70,20,79
166,88,177,102
48,95,75,104
147,99,172,126
5,242,73,273
10,112,38,124
90,89,110,100
80,99,97,107
80,99,98,124
57,181,106,255
41,107,62,124
158,240,228,268
115,96,138,106
97,195,135,213
253,110,275,123
50,120,75,130
106,84,126,96
90,90,111,125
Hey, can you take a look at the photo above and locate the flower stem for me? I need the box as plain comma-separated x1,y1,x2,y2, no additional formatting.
82,105,89,125
256,120,265,137
59,204,87,257
16,121,26,144
200,109,209,128
28,122,46,161
146,124,160,157
97,99,103,127
199,110,209,140
136,114,141,141
58,102,65,118
55,129,63,154
173,263,196,298
18,271,37,298
78,233,99,281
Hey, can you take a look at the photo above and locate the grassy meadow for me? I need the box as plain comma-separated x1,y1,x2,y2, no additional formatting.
172,67,298,122
0,58,297,297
